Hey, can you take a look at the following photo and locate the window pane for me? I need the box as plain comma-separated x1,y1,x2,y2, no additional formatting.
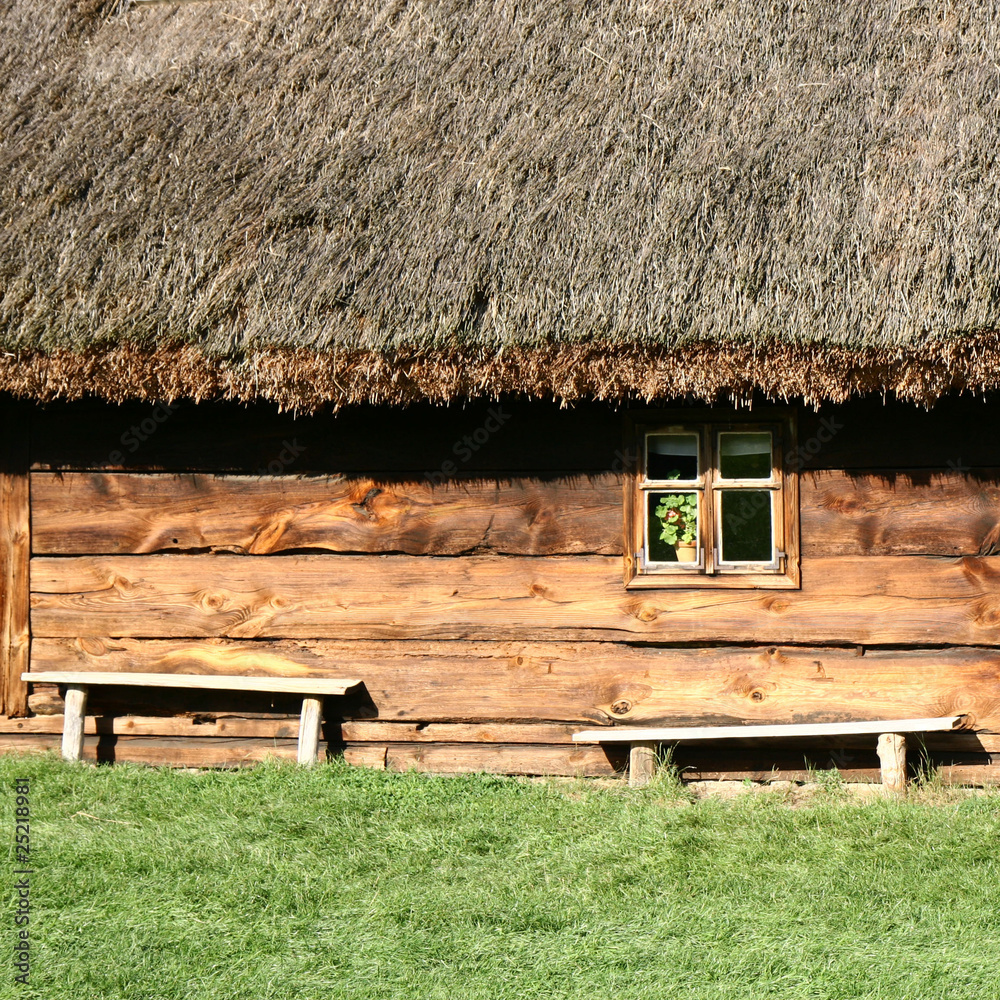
719,432,772,480
647,433,699,481
720,490,773,562
648,491,699,563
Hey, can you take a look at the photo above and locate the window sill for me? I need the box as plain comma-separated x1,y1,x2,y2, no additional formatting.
624,568,801,590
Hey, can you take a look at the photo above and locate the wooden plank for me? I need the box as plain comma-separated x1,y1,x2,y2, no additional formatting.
28,553,1000,645
0,398,30,717
802,470,1000,557
30,472,622,556
937,764,1000,786
338,721,584,744
0,734,301,766
30,638,1000,731
381,743,626,777
30,399,622,473
0,714,303,738
22,671,360,696
573,717,963,743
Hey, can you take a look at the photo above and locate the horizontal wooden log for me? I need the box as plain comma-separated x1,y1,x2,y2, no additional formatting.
26,686,64,715
338,721,584,744
29,638,1000,730
31,468,1000,561
671,748,883,783
28,553,1000,645
937,765,1000,786
30,399,622,473
30,472,621,556
1,714,302,738
801,470,1000,557
0,734,301,766
380,743,626,776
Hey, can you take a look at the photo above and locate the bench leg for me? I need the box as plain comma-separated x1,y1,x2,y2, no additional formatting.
877,733,906,793
629,741,657,788
62,685,88,761
297,696,323,765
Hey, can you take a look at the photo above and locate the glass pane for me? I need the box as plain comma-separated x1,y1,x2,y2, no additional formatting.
720,490,773,562
647,433,699,481
719,432,772,480
648,491,699,564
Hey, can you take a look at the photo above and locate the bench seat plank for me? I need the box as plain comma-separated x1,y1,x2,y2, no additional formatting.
573,716,964,743
22,671,361,697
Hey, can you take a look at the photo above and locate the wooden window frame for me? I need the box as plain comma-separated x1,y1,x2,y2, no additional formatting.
623,410,800,590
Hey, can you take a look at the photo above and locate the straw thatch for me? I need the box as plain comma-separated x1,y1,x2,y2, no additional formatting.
2,0,1000,408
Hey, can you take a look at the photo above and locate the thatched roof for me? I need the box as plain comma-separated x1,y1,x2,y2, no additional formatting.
2,0,1000,408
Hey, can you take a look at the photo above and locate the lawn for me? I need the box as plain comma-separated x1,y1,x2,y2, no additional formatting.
3,755,1000,1000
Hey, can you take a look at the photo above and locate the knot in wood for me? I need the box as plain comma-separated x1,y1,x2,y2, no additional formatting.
610,699,632,716
198,591,228,612
750,689,766,702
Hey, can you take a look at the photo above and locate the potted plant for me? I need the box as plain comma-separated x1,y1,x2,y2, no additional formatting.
654,490,698,562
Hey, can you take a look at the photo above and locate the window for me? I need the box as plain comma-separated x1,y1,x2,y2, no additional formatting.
623,412,799,589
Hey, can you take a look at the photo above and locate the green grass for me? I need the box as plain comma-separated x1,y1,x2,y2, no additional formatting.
3,755,1000,1000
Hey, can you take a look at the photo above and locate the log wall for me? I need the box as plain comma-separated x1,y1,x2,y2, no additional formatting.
6,394,1000,780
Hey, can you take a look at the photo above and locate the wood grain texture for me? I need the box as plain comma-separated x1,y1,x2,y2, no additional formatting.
61,685,87,760
1,714,303,738
28,553,1000,645
30,472,621,556
0,734,302,766
380,742,626,776
802,470,1000,557
29,638,1000,730
297,696,323,764
877,732,907,793
32,469,1000,560
628,741,657,787
1,399,30,716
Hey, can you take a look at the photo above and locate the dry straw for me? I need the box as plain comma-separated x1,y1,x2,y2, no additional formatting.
2,0,999,409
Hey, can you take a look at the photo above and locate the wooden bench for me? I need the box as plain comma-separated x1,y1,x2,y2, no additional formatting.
22,672,362,766
573,717,967,790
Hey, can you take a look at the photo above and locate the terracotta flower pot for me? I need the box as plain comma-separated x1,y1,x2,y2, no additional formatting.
674,541,698,562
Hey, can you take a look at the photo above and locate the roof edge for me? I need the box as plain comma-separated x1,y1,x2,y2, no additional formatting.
0,339,997,411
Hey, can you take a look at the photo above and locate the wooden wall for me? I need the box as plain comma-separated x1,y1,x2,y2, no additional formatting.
4,394,1000,780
